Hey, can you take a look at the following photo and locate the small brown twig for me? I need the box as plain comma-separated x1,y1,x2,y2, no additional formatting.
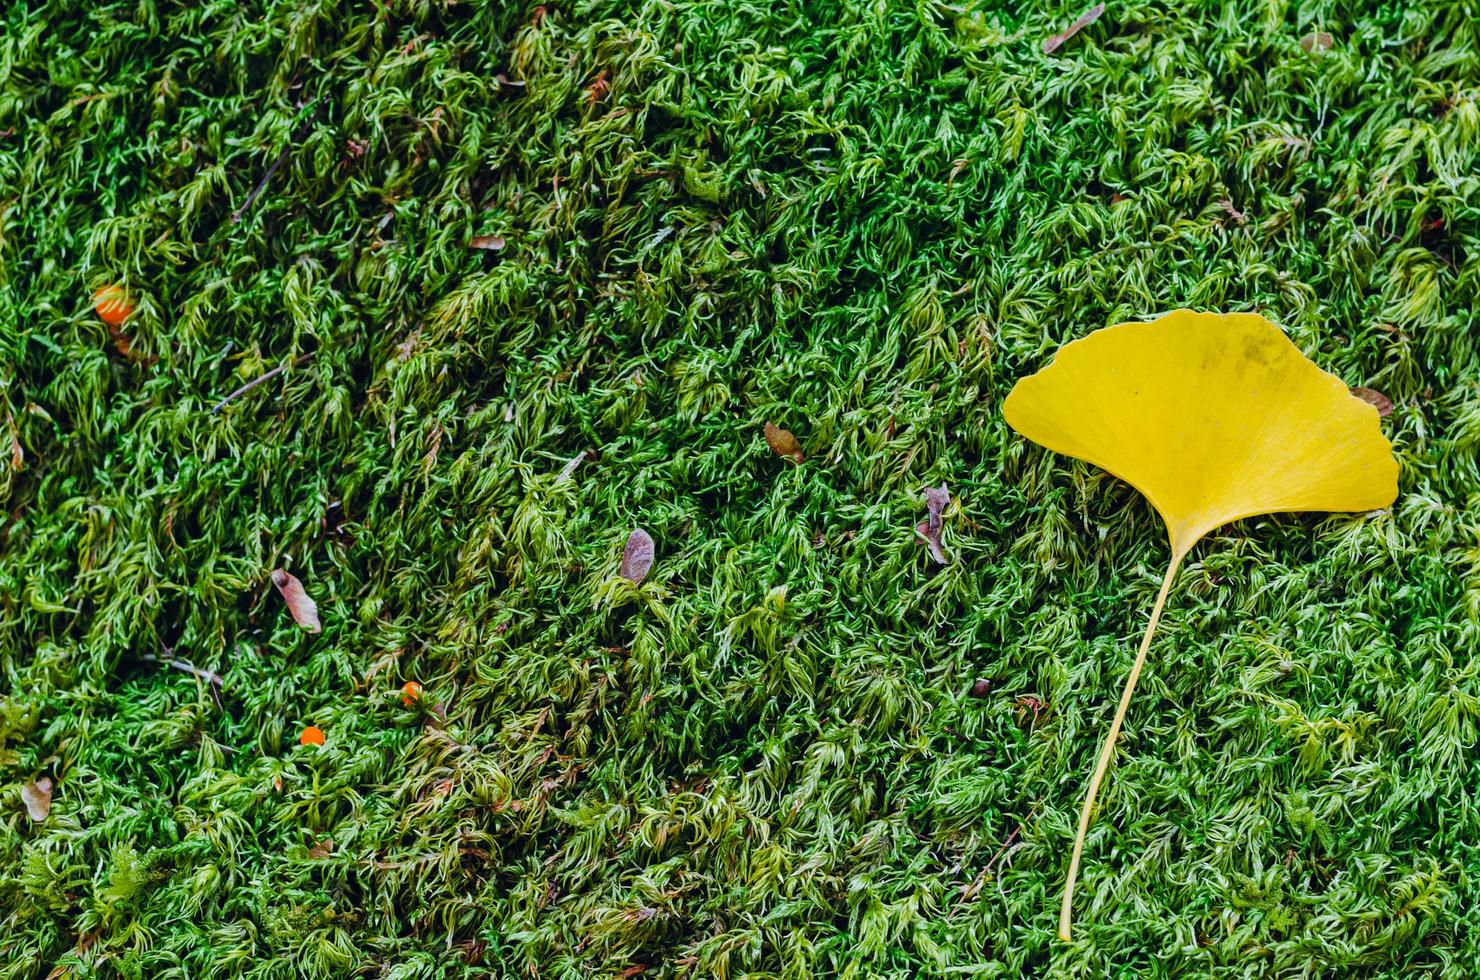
231,95,326,223
231,148,290,224
951,807,1037,918
142,652,225,688
212,353,314,413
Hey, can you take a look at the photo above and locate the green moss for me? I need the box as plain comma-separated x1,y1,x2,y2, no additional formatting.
1,0,1477,976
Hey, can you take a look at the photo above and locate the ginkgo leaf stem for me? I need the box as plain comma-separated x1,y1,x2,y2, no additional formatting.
1059,550,1185,942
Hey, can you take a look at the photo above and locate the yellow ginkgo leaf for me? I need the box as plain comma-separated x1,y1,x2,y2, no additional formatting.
1003,309,1397,941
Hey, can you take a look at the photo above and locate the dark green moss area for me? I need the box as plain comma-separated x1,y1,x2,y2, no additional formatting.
1,0,1476,976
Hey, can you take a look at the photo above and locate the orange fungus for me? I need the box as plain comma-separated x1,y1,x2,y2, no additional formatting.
93,285,134,327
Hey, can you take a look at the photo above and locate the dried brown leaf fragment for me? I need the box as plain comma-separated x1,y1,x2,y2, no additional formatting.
271,569,321,632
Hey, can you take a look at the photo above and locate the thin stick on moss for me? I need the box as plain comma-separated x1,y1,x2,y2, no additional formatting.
230,95,326,224
142,652,225,687
211,353,314,413
1059,552,1184,942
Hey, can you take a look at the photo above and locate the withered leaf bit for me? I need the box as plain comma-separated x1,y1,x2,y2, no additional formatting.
468,234,506,251
916,483,951,564
1217,199,1248,225
924,483,949,533
271,569,322,633
1043,2,1106,54
620,529,655,583
764,422,804,463
22,777,52,822
1351,387,1394,418
1299,30,1334,53
557,450,587,483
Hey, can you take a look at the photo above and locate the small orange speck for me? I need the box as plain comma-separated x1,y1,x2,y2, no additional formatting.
299,725,325,746
93,285,134,327
400,680,423,706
